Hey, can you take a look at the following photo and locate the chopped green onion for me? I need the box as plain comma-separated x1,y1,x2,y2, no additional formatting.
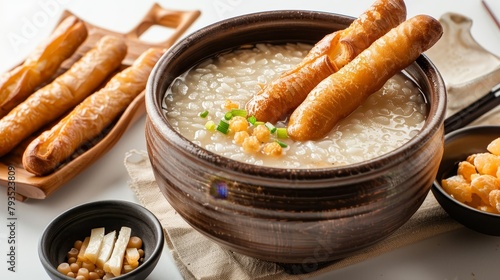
205,120,216,131
275,140,288,148
247,116,257,125
224,111,233,120
276,127,288,139
265,122,277,133
216,120,230,134
230,109,247,118
254,121,265,126
199,110,209,118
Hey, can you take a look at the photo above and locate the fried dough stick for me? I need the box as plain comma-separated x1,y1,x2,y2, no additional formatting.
23,48,165,175
0,35,127,157
287,15,443,141
245,0,406,123
0,16,88,118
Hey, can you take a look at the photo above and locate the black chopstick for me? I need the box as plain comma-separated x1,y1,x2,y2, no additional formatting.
444,83,500,134
482,0,500,30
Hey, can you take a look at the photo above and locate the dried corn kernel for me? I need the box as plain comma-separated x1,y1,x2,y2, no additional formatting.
89,271,100,280
57,263,71,275
74,240,83,250
70,262,80,273
67,248,79,259
77,268,90,279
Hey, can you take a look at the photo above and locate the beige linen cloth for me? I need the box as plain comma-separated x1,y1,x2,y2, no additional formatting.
124,13,500,280
125,150,461,280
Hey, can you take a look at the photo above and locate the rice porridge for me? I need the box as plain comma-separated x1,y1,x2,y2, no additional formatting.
163,43,427,168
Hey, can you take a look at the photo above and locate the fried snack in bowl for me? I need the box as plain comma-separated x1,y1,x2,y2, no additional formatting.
432,125,500,236
23,48,165,176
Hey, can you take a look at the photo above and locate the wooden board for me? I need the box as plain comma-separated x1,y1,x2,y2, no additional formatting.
0,3,200,200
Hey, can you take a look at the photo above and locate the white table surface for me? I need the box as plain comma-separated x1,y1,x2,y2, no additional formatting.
0,1,499,279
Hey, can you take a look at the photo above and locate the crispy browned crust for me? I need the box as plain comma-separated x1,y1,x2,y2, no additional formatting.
245,0,407,123
0,16,88,118
23,48,164,175
303,0,407,68
0,35,127,157
287,15,443,141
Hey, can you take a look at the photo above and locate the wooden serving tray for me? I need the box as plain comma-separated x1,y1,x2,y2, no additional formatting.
0,4,200,201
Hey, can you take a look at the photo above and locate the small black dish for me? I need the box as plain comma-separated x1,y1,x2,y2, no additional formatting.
39,200,164,279
432,125,500,236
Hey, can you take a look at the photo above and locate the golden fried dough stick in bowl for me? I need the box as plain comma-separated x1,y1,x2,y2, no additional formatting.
0,35,127,157
23,48,165,175
245,0,406,123
0,15,88,118
287,15,443,141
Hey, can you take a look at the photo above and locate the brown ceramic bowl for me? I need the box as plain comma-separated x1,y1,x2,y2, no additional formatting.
145,10,446,264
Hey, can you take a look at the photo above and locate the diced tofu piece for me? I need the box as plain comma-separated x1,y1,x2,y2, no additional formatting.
103,227,131,276
76,237,90,262
96,230,116,269
84,227,105,264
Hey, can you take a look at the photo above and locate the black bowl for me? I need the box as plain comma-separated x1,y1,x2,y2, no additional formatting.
38,200,164,279
432,125,500,236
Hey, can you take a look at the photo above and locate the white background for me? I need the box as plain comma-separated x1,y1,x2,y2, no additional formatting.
0,0,499,279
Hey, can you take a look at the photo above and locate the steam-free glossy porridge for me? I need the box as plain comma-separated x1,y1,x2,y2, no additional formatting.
163,43,427,168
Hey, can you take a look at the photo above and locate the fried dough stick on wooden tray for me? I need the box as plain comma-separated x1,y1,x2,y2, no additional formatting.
0,15,88,118
245,0,406,123
287,15,443,141
0,35,127,157
23,48,165,176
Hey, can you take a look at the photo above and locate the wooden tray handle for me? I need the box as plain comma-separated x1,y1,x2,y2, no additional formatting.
126,3,201,47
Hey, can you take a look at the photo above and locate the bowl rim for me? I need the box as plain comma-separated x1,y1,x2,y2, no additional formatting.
146,10,447,180
432,125,500,218
38,199,164,279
